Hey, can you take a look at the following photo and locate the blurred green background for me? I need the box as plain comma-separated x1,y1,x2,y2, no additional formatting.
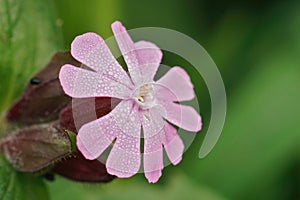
1,0,300,199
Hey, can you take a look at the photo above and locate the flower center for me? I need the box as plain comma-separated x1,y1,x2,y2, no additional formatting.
134,84,156,109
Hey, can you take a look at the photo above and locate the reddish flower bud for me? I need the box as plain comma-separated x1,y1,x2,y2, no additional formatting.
1,123,71,173
54,152,115,182
6,52,80,125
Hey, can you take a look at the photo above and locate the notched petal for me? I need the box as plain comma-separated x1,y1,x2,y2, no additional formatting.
112,21,163,84
157,66,195,102
145,170,162,183
59,64,132,99
163,123,184,165
162,102,202,132
106,137,141,178
70,32,132,88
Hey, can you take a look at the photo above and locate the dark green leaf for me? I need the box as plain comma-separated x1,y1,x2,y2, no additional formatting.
0,155,49,200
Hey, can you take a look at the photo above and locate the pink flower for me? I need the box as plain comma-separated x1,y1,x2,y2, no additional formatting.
59,21,202,183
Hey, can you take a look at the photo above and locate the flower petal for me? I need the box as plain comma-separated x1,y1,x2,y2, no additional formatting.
77,118,115,160
162,102,202,132
71,32,132,88
142,106,164,183
157,66,195,102
163,123,184,165
143,121,184,182
59,64,132,99
134,41,162,82
111,100,142,138
76,103,122,161
111,21,162,84
143,133,163,183
106,101,142,177
145,170,162,184
106,134,141,178
142,105,165,138
77,100,141,162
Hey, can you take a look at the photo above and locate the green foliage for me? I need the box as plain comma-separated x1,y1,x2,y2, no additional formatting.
185,55,300,199
181,1,300,199
0,0,63,199
0,0,62,116
48,173,226,200
0,155,49,200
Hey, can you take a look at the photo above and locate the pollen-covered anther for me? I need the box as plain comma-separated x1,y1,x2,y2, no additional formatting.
136,84,149,103
137,96,144,103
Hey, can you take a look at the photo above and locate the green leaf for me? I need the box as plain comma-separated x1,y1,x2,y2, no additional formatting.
0,155,49,200
0,0,63,116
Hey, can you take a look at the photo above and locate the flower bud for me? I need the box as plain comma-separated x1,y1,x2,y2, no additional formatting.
6,52,80,125
1,123,71,173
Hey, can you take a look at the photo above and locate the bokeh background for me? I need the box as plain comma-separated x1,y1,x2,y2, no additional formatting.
1,0,299,199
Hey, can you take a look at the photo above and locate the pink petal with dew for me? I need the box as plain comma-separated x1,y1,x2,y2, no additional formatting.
145,170,162,184
77,119,114,160
143,133,163,183
59,64,132,99
111,21,162,85
161,102,202,132
111,101,142,138
106,133,141,178
77,100,136,160
106,102,142,177
143,121,185,182
142,105,166,138
71,32,132,88
142,107,165,183
163,123,184,165
111,21,137,79
157,66,195,102
134,41,162,83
